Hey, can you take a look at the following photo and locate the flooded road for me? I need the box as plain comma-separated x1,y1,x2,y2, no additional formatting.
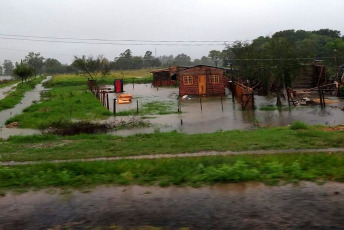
1,182,344,229
0,82,19,100
0,76,51,127
0,76,51,138
106,84,344,135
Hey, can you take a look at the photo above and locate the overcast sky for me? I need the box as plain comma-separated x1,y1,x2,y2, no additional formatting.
1,0,343,65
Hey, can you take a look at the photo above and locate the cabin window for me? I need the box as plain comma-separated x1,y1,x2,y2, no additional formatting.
183,76,193,85
212,75,220,84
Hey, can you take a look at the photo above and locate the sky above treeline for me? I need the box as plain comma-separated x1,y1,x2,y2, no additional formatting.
1,0,343,65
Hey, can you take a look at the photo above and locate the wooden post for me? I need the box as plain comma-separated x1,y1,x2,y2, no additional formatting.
136,100,139,114
251,92,255,109
132,78,135,89
113,99,116,115
106,93,109,110
200,97,203,111
220,96,223,112
177,96,180,113
318,86,324,109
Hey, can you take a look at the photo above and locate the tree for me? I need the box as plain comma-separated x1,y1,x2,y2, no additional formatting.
3,60,14,76
72,55,111,80
0,65,3,75
143,51,161,68
45,58,64,74
173,53,192,66
12,61,33,83
24,52,44,77
208,50,222,66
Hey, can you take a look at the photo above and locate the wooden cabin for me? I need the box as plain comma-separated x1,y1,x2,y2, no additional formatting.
178,65,228,96
151,66,187,87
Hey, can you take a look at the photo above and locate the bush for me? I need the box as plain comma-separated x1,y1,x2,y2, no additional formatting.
290,121,310,130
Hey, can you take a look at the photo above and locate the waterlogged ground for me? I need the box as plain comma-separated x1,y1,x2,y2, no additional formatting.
107,84,344,135
0,77,51,138
1,182,344,229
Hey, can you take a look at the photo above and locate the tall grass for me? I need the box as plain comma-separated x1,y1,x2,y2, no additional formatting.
1,153,344,189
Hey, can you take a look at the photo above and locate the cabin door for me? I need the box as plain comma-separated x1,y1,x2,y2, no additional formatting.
198,75,206,95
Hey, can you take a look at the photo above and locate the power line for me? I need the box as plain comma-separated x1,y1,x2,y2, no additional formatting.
0,33,240,44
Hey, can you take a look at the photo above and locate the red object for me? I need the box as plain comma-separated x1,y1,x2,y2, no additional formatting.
115,80,122,92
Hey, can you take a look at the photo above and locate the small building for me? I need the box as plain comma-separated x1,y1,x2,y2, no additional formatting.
151,66,187,87
178,65,229,96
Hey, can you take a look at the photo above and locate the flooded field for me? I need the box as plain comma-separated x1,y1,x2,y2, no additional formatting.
1,182,344,229
107,84,344,135
0,76,51,138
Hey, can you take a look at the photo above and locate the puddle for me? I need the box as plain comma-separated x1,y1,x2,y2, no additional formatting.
1,182,344,229
0,76,52,138
105,84,344,136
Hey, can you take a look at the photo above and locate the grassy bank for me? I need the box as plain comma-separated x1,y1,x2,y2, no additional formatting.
1,152,344,189
1,127,344,162
6,74,113,128
0,76,45,111
6,71,155,128
0,79,20,89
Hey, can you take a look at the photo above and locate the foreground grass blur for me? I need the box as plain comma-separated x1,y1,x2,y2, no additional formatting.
1,152,344,189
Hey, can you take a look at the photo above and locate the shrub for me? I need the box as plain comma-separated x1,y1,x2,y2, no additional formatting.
290,121,310,130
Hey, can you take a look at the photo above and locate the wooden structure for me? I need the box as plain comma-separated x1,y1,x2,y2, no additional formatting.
229,82,254,109
293,64,327,88
151,66,187,87
117,94,132,104
178,65,228,96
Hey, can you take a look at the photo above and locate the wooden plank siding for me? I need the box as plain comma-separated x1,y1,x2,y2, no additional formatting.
178,66,227,96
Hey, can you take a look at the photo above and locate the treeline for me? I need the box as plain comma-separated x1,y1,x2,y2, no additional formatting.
209,29,344,82
0,50,217,76
1,29,343,79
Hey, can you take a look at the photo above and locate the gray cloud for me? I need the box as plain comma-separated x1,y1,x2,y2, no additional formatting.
1,0,343,64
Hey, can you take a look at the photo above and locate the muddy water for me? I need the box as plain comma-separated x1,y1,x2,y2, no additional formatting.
0,76,51,138
1,182,344,229
107,84,344,135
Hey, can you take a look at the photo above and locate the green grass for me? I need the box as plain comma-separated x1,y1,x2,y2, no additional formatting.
6,75,113,128
0,79,20,89
0,76,45,111
1,127,344,162
5,72,156,128
1,152,344,189
116,101,178,116
290,121,310,130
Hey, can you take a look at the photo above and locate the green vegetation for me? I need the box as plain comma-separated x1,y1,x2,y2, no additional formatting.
6,74,112,128
0,76,46,111
1,152,344,189
1,127,344,162
116,101,177,116
290,121,310,130
0,79,19,89
5,72,154,128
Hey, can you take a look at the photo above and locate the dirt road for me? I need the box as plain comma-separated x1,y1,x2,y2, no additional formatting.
2,147,344,166
1,182,344,229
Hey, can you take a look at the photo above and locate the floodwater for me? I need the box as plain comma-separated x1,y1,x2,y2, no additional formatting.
106,84,344,135
0,82,19,100
1,182,344,229
0,76,51,138
0,76,14,81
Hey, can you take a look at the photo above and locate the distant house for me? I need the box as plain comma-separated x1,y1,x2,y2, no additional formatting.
178,65,229,96
151,66,187,87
